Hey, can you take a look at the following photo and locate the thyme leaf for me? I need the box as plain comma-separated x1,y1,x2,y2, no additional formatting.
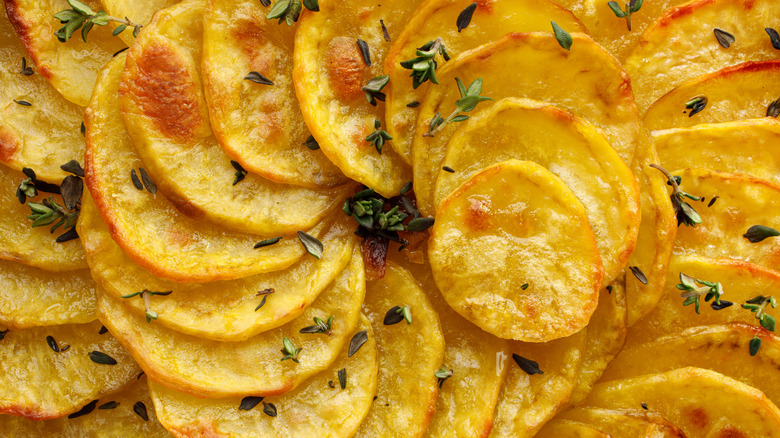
54,0,142,42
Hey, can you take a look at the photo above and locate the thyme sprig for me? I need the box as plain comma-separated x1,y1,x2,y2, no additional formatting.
267,0,318,26
366,120,392,154
435,365,453,388
607,0,643,31
649,164,702,227
744,295,777,356
280,337,302,363
54,0,142,42
423,78,491,137
27,196,79,234
362,75,390,106
400,38,450,89
299,315,333,335
121,289,172,323
676,273,730,314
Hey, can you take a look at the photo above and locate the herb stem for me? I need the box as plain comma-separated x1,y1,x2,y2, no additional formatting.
423,107,462,138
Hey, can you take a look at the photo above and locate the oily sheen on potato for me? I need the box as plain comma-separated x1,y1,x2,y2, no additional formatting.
100,0,180,45
557,407,688,437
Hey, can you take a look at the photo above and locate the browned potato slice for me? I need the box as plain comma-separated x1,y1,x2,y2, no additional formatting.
0,320,140,420
150,317,377,437
356,262,444,437
583,367,780,437
119,0,352,236
202,0,347,188
429,160,602,342
436,98,640,284
624,0,780,111
98,250,365,398
4,0,125,106
100,0,179,45
412,32,640,215
535,419,608,438
557,407,689,437
383,0,585,161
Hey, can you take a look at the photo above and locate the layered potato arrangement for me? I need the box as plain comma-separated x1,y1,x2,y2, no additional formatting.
2,0,780,436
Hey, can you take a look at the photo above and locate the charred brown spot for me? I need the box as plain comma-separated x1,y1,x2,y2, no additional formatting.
687,406,710,429
0,126,20,163
361,235,388,281
167,193,204,219
465,196,492,231
324,36,368,101
716,425,747,438
475,0,495,14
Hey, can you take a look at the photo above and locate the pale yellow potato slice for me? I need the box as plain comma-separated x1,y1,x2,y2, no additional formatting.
535,419,608,438
383,0,585,162
624,0,780,111
0,320,140,420
100,0,179,45
202,0,347,188
119,0,351,235
356,262,444,437
584,367,780,437
412,32,640,215
429,159,602,342
4,0,125,106
98,251,365,398
436,98,639,284
293,0,415,197
86,54,332,282
150,317,377,438
644,61,780,131
557,407,690,437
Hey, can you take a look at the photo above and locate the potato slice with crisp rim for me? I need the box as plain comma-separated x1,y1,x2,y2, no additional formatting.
435,98,639,284
98,250,365,398
99,0,179,45
411,32,640,215
202,0,347,188
0,320,140,420
557,407,689,437
149,316,377,438
429,159,603,342
535,419,609,438
119,0,352,236
383,0,586,162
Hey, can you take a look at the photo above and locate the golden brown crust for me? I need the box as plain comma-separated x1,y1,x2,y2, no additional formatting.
3,0,52,81
324,36,368,101
0,126,20,163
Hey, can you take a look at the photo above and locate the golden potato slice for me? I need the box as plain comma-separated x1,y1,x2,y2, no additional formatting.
0,320,140,420
4,0,125,106
119,0,351,235
86,54,333,283
356,262,444,437
383,0,586,161
149,316,377,438
435,98,639,284
0,9,85,183
292,0,414,197
535,419,608,438
412,32,640,215
584,367,780,437
429,159,602,342
0,376,170,437
557,407,689,437
624,0,780,111
202,0,347,188
98,251,365,398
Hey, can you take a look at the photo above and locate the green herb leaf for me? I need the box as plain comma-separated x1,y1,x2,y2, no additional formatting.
133,401,149,421
20,57,33,76
383,306,404,325
297,231,323,259
303,135,320,150
435,365,453,388
348,330,368,357
685,96,708,117
98,401,119,410
338,367,347,389
88,351,117,365
551,21,572,51
607,1,626,17
743,225,780,243
280,337,302,363
245,71,274,85
302,0,319,12
406,217,434,232
130,169,143,190
512,353,543,375
362,75,390,106
230,160,248,186
255,288,275,311
713,28,735,48
357,39,371,66
629,266,648,285
262,402,277,417
456,3,477,32
239,396,264,411
67,400,98,419
767,28,780,50
750,335,762,356
300,315,333,335
254,237,283,249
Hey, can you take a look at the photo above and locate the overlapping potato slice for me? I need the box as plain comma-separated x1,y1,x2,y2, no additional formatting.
435,98,639,284
643,61,780,131
584,367,780,437
624,0,780,111
86,54,332,282
149,317,377,438
0,320,140,420
356,262,444,437
98,250,365,398
557,407,688,437
0,376,170,437
535,419,608,438
383,0,586,161
4,0,125,106
119,0,350,235
411,32,640,215
202,0,347,188
429,160,602,342
292,0,414,197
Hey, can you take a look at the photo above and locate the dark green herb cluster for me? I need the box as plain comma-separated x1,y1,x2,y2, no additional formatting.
744,295,777,355
266,0,319,26
676,273,730,314
54,0,142,42
607,0,643,31
650,164,702,227
343,187,434,243
383,305,412,325
684,96,708,117
400,38,450,89
365,120,393,154
424,78,491,137
299,315,333,335
19,161,84,243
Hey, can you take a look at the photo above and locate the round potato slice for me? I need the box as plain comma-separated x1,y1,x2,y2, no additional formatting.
356,262,444,437
292,0,414,197
4,0,126,106
435,98,640,284
149,316,377,438
535,419,608,438
202,0,347,188
0,320,140,420
383,0,586,162
557,407,689,437
98,250,366,398
429,159,603,342
118,0,352,236
411,32,640,215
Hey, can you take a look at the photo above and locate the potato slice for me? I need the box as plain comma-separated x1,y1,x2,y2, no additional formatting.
436,98,639,284
202,0,347,188
86,54,333,282
119,0,352,236
0,320,140,420
535,419,608,438
584,367,780,437
429,159,602,342
149,316,377,437
557,407,689,437
356,262,444,437
411,32,640,215
98,250,365,397
4,0,125,106
292,0,415,197
383,0,585,162
624,0,780,111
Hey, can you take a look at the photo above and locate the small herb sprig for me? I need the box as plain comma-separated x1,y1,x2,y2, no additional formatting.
744,295,777,355
435,365,453,388
343,188,434,237
399,38,450,89
676,273,730,314
280,337,302,363
362,75,390,106
649,164,702,227
54,0,142,42
267,0,318,26
424,77,491,137
121,289,172,323
366,120,392,154
607,0,643,31
299,315,333,335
